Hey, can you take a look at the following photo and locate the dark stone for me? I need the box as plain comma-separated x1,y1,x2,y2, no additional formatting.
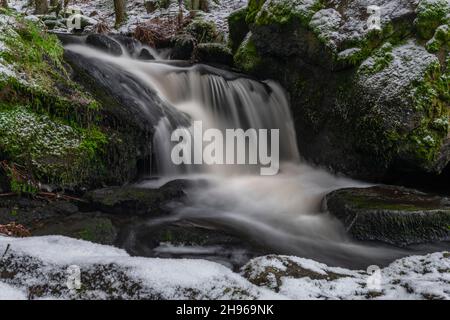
231,0,450,182
138,48,155,60
0,169,9,193
196,43,233,66
0,196,80,226
117,218,268,270
325,186,450,246
84,180,194,215
170,33,197,60
32,213,117,245
109,34,141,56
86,34,123,56
228,7,249,52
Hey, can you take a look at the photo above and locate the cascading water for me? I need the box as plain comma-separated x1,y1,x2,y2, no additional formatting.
65,40,445,269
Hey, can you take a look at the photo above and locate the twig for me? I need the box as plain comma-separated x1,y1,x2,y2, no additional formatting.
1,244,11,258
0,192,17,197
37,192,87,203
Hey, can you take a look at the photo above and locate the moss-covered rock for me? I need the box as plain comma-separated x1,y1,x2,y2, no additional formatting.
196,43,233,65
84,180,191,215
0,106,106,187
234,33,264,74
0,11,152,190
232,0,450,180
170,33,197,60
325,186,450,246
186,18,223,43
415,0,450,39
32,214,117,245
228,7,249,52
426,24,450,52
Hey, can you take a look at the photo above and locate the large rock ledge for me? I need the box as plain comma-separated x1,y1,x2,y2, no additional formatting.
0,236,448,300
324,185,450,246
229,0,450,181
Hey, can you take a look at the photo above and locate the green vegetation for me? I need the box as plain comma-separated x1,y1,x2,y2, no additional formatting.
234,35,263,73
415,0,450,39
0,11,109,190
186,18,223,43
426,24,449,52
254,0,324,27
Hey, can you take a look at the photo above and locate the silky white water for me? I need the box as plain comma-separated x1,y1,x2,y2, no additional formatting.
65,42,440,268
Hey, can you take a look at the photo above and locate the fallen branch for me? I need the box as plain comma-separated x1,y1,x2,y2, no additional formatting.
36,192,87,203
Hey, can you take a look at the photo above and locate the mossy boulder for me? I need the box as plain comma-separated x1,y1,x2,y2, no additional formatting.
325,186,450,246
186,18,223,43
170,33,197,60
84,180,191,215
0,11,156,190
196,43,233,65
228,7,249,52
231,0,450,181
426,24,450,52
32,214,117,245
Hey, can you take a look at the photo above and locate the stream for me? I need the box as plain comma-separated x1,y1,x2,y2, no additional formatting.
64,39,448,270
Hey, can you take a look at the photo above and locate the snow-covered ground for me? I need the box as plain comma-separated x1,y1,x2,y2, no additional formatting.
0,235,448,300
8,0,248,34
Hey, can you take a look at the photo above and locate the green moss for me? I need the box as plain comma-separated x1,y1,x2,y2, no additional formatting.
186,19,222,43
415,0,450,39
234,35,263,73
254,0,324,28
390,61,449,169
228,7,249,52
345,195,430,211
246,0,266,24
426,24,449,52
0,105,107,188
358,43,395,75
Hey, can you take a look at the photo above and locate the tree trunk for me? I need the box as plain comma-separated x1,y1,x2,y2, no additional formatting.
1,0,8,9
50,0,58,6
34,0,48,14
113,0,126,27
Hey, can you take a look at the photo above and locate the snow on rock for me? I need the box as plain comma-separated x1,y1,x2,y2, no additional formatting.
0,236,281,300
0,235,449,300
242,254,450,300
358,41,439,101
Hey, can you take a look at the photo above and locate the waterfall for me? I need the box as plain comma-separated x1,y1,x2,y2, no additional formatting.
66,43,299,176
65,40,431,268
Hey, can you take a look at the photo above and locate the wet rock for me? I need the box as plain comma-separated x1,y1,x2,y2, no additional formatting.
170,33,197,60
138,48,155,60
196,43,233,66
0,196,80,227
118,219,267,270
109,34,141,55
325,186,450,246
86,34,123,56
84,180,192,215
32,213,117,245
